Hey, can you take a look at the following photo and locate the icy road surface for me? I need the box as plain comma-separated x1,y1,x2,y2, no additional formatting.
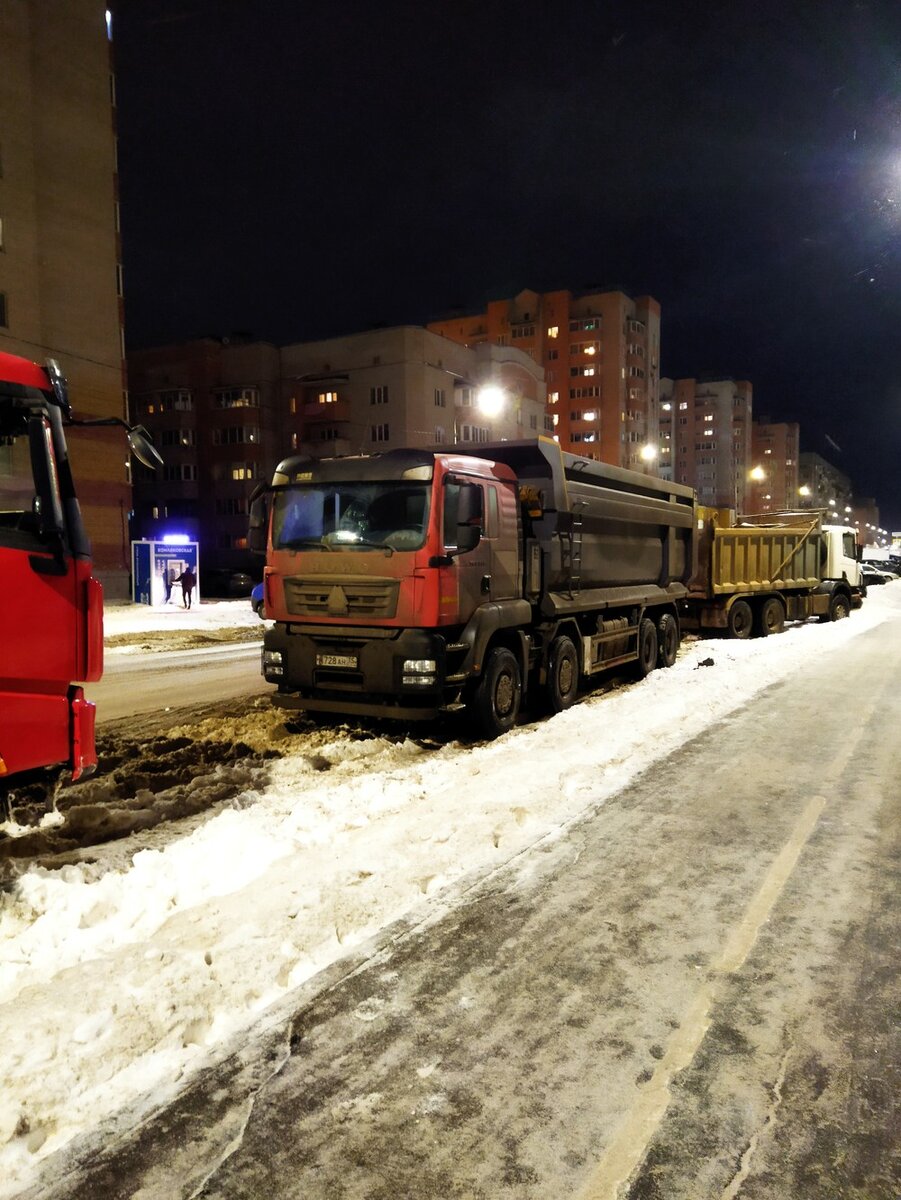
0,589,899,1194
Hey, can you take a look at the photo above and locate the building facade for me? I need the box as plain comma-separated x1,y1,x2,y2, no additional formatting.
798,452,853,520
127,327,548,578
428,287,660,470
746,420,800,515
0,1,130,593
128,338,282,569
280,326,548,459
658,377,753,510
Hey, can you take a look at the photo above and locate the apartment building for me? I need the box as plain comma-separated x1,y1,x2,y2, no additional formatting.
658,377,753,510
281,326,548,458
428,287,660,471
128,338,282,569
127,327,548,576
746,419,800,515
0,1,130,593
798,452,853,517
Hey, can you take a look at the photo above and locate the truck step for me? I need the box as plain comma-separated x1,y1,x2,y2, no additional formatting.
445,672,468,684
445,642,468,653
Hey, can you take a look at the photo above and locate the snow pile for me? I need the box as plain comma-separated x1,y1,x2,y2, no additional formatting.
103,598,263,653
1,588,899,1192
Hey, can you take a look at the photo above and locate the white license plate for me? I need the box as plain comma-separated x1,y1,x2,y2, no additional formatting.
316,653,358,669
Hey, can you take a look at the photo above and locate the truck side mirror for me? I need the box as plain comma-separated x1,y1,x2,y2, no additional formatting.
453,482,483,555
127,425,164,471
28,416,66,542
247,491,269,556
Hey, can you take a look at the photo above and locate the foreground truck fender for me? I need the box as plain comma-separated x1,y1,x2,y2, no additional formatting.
0,352,160,818
250,438,696,738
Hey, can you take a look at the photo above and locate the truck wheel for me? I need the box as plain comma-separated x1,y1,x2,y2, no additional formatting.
546,635,579,712
656,613,680,668
472,647,522,738
636,618,658,678
727,600,753,639
757,597,785,636
827,592,851,622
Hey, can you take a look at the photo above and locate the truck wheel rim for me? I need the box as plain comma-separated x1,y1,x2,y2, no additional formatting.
496,674,514,715
559,659,574,694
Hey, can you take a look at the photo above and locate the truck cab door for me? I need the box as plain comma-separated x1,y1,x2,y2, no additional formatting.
442,480,490,619
0,417,79,775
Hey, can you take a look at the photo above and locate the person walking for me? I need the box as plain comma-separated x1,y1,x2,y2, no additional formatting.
176,566,196,609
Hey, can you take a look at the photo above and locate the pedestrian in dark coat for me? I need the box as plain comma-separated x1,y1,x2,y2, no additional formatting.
176,567,196,609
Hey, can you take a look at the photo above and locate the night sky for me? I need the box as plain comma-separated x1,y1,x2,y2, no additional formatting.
112,0,901,529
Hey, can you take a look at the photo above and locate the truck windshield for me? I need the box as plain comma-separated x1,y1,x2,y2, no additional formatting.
272,482,431,552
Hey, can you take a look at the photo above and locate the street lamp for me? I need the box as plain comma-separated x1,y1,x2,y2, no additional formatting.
750,466,766,482
475,385,505,418
640,443,657,463
798,484,811,497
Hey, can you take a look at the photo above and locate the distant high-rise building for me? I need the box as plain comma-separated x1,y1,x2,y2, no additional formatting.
0,1,130,593
798,452,853,519
747,420,800,514
658,378,752,510
428,287,660,471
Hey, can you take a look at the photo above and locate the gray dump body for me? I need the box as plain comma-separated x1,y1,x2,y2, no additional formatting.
464,439,697,615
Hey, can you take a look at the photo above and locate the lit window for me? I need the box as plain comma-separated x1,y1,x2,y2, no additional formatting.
661,402,671,412
583,410,596,421
679,401,687,410
547,326,559,338
318,391,338,404
548,391,559,404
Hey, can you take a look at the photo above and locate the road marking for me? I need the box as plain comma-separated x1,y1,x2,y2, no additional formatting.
577,694,876,1200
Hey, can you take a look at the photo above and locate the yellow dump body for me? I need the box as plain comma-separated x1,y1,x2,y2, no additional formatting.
690,509,825,597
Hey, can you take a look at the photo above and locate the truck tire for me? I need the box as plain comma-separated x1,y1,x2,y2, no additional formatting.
826,592,851,622
757,596,785,636
727,600,753,639
472,646,522,738
656,612,680,668
545,635,579,712
636,618,658,678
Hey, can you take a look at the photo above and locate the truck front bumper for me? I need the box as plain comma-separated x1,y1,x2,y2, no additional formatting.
262,624,457,720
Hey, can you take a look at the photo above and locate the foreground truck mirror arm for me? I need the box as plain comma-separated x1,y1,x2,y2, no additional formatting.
67,415,164,471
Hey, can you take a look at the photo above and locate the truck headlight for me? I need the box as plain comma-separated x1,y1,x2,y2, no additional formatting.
262,649,283,677
402,658,437,687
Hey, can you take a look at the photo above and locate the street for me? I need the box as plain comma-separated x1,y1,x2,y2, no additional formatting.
92,642,266,724
17,613,900,1199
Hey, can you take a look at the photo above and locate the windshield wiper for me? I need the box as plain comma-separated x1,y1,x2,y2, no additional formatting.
279,537,330,551
346,538,395,554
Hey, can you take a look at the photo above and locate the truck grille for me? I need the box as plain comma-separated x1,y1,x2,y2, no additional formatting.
283,575,400,619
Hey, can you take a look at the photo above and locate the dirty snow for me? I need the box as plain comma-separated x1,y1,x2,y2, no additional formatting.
1,588,899,1193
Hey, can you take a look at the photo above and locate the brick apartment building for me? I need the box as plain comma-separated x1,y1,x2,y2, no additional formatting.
658,377,753,510
0,0,131,593
428,287,660,471
746,419,800,515
128,327,547,577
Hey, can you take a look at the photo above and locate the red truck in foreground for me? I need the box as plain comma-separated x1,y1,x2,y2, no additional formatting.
0,351,160,820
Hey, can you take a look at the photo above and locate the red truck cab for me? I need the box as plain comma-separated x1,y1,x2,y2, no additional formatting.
0,352,103,807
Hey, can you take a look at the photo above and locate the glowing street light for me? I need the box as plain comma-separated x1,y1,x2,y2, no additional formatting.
475,385,505,418
750,465,766,482
640,443,657,462
798,484,811,497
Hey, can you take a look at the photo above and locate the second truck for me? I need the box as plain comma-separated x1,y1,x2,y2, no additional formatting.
250,438,863,738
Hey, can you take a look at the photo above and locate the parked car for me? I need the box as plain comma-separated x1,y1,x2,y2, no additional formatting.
251,581,265,619
861,563,891,586
202,569,254,598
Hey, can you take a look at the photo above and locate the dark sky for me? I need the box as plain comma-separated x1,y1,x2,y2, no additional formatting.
112,0,901,529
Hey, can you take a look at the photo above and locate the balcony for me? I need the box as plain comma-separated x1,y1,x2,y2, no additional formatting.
302,399,351,422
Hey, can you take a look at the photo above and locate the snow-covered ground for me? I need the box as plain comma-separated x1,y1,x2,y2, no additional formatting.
1,588,900,1193
103,598,264,652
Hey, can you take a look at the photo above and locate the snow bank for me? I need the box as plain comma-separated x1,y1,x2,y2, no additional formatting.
1,588,899,1191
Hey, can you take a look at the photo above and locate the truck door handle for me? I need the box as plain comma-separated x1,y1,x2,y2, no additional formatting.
481,574,491,593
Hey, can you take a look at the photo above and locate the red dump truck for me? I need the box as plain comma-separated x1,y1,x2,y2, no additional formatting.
250,439,688,736
250,439,862,737
0,352,160,818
